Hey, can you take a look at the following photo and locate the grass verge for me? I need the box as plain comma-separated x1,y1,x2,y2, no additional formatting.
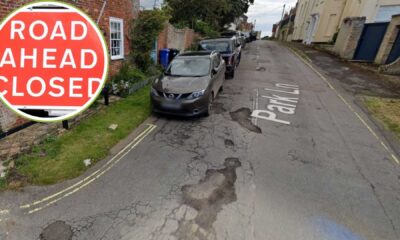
12,85,151,186
364,96,400,140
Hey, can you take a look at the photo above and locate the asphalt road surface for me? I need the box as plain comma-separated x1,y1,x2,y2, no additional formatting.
0,41,400,240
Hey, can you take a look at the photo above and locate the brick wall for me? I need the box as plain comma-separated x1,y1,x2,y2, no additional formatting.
157,23,197,53
157,23,169,51
0,0,138,132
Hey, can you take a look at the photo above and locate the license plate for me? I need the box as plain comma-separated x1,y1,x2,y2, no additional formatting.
161,101,181,110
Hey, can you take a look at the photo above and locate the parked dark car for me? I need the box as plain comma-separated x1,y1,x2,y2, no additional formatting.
221,31,246,48
242,32,251,42
151,51,226,117
199,37,241,78
249,31,258,42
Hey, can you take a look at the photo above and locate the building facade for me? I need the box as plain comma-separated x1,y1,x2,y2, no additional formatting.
293,0,400,44
341,0,400,23
293,0,346,44
276,7,297,42
0,0,139,133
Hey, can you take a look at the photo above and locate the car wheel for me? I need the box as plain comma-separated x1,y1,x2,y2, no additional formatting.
230,69,235,79
205,93,214,117
225,70,234,79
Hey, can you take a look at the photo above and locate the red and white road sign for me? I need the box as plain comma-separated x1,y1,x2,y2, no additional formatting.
0,2,108,122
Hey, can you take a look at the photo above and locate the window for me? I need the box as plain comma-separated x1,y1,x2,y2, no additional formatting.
375,5,400,23
200,41,231,53
166,58,211,77
110,17,124,60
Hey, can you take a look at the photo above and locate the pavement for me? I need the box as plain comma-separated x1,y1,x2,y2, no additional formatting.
291,43,400,98
0,40,400,240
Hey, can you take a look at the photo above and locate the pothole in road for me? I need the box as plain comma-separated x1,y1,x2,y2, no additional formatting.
40,221,73,240
230,108,262,134
288,150,312,165
224,139,234,148
256,66,266,72
176,158,242,239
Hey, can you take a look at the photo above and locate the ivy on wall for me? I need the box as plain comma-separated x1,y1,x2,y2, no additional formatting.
131,9,170,71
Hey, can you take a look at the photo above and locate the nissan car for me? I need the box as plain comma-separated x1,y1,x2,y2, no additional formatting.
151,51,226,117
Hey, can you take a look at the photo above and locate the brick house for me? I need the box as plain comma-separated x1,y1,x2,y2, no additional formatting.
0,0,139,133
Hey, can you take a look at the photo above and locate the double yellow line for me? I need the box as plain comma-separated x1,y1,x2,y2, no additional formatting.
288,47,399,165
0,123,156,217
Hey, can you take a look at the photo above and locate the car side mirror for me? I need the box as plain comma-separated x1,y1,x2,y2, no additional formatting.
212,68,218,75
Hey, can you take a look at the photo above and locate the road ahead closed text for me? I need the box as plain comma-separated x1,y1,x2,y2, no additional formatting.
0,7,107,114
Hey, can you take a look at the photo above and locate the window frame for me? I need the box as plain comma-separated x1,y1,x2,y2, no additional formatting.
213,54,221,69
109,17,124,60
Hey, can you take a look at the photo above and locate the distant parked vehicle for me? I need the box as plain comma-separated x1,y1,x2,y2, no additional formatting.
242,32,251,42
221,31,246,48
249,31,258,42
199,37,241,79
151,51,226,117
221,31,239,38
239,33,247,48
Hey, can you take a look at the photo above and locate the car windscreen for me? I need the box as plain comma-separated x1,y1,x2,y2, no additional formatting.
200,41,231,53
166,58,211,77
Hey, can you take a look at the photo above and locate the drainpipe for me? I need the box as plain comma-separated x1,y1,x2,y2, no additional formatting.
97,1,107,24
281,4,286,22
97,0,108,107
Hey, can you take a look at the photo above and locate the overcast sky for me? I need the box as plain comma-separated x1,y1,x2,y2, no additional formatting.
140,0,163,9
248,0,297,36
140,0,297,36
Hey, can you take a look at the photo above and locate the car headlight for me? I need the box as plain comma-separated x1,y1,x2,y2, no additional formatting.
187,90,205,100
151,87,159,96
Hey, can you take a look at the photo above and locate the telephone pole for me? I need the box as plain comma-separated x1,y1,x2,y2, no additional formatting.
281,4,286,21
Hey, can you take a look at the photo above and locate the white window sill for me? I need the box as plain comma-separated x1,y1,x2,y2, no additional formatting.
111,57,125,61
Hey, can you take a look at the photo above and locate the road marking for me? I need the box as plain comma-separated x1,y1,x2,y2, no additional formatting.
0,210,9,215
252,83,300,125
252,89,260,126
19,124,157,214
255,88,259,125
288,47,400,165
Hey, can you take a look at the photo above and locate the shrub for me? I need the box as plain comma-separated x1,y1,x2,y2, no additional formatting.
330,31,339,45
194,20,219,38
173,21,189,29
111,62,146,97
131,9,170,72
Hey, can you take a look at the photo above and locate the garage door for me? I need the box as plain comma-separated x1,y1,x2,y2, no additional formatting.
376,5,400,22
354,22,389,61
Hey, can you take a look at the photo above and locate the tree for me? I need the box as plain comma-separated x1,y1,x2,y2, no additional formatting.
131,9,170,71
166,0,229,29
220,0,254,28
165,0,254,31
